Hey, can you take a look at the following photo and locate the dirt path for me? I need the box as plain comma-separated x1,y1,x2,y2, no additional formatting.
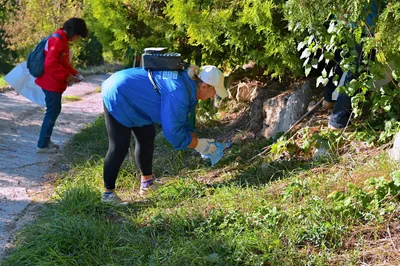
0,74,110,259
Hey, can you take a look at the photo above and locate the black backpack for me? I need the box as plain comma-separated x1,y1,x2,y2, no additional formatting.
141,47,189,71
27,33,61,77
143,48,191,96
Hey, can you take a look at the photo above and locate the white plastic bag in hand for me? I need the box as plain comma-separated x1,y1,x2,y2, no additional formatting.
195,138,216,155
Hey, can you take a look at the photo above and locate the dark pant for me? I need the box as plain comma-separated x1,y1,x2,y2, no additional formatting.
328,73,353,128
37,89,62,148
325,45,362,128
103,106,156,190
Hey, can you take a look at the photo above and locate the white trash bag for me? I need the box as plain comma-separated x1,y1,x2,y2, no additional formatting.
4,61,46,107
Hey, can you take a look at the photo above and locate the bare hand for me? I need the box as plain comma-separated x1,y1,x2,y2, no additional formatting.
66,74,74,86
73,74,85,83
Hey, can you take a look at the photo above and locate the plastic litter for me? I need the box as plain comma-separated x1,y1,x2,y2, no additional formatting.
201,141,231,166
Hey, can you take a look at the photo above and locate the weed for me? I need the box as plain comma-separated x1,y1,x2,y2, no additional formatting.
62,95,82,102
0,75,8,87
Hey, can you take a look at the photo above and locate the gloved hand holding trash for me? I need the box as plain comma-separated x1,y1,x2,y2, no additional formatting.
195,138,230,166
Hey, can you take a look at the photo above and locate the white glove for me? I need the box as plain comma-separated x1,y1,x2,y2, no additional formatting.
195,138,216,155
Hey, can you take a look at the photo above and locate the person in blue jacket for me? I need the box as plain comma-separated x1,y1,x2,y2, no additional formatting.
101,65,228,202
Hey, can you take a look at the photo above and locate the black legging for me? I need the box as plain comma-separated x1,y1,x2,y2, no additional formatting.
103,106,156,190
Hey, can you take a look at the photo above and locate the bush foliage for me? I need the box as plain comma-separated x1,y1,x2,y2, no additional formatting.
0,0,399,134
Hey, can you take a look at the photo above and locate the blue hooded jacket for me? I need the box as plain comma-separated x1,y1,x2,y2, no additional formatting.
102,67,198,150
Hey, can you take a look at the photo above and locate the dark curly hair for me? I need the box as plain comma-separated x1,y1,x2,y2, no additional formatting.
63,18,88,39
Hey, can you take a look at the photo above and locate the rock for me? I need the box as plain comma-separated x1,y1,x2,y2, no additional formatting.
313,146,330,161
313,138,331,161
261,82,311,139
60,164,69,171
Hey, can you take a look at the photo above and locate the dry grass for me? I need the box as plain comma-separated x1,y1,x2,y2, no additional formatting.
333,216,400,265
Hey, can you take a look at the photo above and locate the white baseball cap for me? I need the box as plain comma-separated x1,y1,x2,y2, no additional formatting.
198,65,228,99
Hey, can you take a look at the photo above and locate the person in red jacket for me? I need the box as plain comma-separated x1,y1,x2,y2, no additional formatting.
35,18,88,153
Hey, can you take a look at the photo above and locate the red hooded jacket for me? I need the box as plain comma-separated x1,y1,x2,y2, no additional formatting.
35,29,78,93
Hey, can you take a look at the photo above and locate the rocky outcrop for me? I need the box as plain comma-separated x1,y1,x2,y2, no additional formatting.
261,82,311,139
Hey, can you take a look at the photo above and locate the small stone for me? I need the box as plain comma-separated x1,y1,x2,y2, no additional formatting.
60,164,69,171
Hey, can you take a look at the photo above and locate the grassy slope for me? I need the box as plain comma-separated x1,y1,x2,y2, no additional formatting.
2,108,400,265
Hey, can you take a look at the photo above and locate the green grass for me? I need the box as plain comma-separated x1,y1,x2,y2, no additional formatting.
0,75,8,87
62,95,82,102
2,116,400,265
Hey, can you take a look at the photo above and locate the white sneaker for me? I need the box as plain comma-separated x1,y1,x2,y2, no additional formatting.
36,146,58,153
101,192,122,203
328,124,342,131
139,182,159,196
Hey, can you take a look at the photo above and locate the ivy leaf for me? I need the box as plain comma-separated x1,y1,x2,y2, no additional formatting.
346,38,355,49
308,35,314,45
293,22,301,32
347,80,358,95
316,76,329,87
327,21,335,33
322,68,327,78
311,59,318,69
391,171,400,187
297,41,306,51
322,77,329,86
354,27,363,42
333,74,339,86
303,57,310,67
288,21,294,31
329,68,334,77
383,104,391,112
393,70,399,81
342,63,350,71
300,48,311,59
330,35,336,45
324,51,334,60
318,53,324,62
305,65,312,77
340,49,349,59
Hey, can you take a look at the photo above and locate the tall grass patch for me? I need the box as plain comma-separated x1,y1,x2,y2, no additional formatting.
3,116,400,265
